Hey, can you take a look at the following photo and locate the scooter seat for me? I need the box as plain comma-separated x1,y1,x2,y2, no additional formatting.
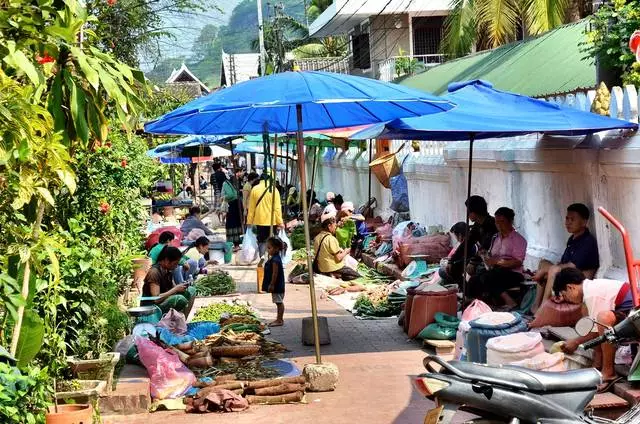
447,360,601,392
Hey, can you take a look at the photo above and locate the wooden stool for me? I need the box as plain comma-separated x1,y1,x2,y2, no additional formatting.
423,339,456,361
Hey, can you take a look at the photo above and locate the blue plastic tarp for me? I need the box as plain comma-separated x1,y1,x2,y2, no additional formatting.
144,71,453,135
350,80,637,140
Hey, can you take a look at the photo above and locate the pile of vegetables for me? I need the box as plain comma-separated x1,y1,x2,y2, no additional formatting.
192,302,254,323
353,295,401,318
354,263,393,285
195,271,236,296
290,226,306,250
292,248,311,262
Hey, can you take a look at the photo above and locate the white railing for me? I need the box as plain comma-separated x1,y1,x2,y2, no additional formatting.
377,54,447,82
294,56,351,74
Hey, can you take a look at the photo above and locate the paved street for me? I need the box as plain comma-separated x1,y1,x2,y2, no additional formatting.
105,265,460,424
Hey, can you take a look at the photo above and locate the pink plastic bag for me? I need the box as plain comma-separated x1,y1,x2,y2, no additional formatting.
135,337,196,399
157,308,188,335
461,299,492,321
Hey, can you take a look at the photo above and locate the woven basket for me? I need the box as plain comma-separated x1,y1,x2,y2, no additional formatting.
369,153,400,188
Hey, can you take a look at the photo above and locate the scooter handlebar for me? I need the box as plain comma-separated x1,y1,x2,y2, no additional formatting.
580,335,607,350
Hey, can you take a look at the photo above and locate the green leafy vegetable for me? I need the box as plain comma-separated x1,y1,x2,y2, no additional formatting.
192,302,254,323
195,271,235,296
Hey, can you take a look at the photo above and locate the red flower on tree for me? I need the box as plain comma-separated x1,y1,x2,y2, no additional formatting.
630,30,640,62
36,54,55,65
107,0,117,5
99,202,111,214
121,159,128,168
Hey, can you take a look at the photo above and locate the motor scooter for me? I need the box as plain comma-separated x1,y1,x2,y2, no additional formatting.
415,207,640,424
415,310,640,423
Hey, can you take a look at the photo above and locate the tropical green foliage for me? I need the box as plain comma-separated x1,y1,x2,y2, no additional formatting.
307,0,332,22
442,0,573,57
0,1,163,403
584,0,640,86
0,363,51,423
293,36,348,58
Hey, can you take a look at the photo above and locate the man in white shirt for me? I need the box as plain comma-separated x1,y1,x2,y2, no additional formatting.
553,268,633,392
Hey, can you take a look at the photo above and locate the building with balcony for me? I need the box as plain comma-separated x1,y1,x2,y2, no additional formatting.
308,0,451,80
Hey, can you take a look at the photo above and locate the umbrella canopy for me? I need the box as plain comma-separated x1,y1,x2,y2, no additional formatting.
143,70,454,367
144,71,453,135
151,135,242,156
148,145,231,162
350,80,637,140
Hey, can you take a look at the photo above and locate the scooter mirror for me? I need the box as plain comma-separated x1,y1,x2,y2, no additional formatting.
575,317,595,336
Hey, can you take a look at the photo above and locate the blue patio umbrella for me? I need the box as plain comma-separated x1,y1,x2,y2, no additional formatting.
151,134,242,155
350,80,638,304
350,80,637,140
144,70,454,364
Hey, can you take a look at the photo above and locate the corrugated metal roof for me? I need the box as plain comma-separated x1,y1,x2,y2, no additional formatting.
400,21,596,98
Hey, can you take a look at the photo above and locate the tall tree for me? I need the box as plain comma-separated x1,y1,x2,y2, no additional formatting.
441,0,577,57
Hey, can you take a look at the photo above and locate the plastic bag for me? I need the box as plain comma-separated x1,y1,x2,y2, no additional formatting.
278,229,293,265
239,227,258,264
135,337,196,399
418,323,457,340
461,299,492,322
486,332,542,353
390,172,410,212
157,309,187,335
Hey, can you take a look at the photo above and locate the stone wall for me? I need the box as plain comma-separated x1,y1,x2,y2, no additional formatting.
305,85,640,281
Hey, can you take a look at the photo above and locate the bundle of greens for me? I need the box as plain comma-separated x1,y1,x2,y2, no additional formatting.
192,303,254,323
353,294,401,318
290,226,307,250
355,263,393,285
195,271,235,296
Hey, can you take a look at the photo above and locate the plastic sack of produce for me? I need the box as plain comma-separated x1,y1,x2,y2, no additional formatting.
461,299,492,322
135,336,196,399
486,332,545,365
466,312,528,363
455,321,472,360
278,229,293,265
239,227,258,264
157,308,188,335
528,299,583,328
511,352,566,372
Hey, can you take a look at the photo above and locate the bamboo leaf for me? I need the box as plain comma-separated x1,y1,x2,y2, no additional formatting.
15,310,44,368
69,80,89,144
35,187,55,206
55,169,76,194
72,47,100,90
3,47,41,87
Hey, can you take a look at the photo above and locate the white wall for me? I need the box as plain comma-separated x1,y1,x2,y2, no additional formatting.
305,85,640,281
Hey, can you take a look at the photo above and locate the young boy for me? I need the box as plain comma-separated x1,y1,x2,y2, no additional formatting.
553,268,633,392
262,237,286,327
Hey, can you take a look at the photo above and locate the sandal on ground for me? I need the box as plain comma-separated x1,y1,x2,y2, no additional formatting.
597,376,622,393
268,321,284,327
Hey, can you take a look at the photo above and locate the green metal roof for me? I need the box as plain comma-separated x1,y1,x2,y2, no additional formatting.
400,21,596,98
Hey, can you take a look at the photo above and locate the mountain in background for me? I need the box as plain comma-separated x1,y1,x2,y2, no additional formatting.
145,0,306,89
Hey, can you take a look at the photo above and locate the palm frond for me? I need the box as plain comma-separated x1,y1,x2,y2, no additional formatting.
293,43,327,58
523,0,568,34
476,0,519,47
441,0,478,57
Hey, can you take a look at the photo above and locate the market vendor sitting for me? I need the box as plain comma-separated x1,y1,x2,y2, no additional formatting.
439,222,475,287
180,206,214,239
553,268,632,393
531,203,600,314
142,246,196,316
465,195,498,277
184,236,219,273
149,231,198,283
467,207,527,309
313,211,360,281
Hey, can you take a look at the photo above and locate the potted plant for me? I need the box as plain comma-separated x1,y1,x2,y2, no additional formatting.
67,352,121,392
46,404,93,424
55,379,107,404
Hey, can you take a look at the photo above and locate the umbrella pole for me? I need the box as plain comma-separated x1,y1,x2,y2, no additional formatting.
367,139,372,207
310,146,318,197
462,133,475,307
296,104,322,364
284,141,290,219
270,134,279,238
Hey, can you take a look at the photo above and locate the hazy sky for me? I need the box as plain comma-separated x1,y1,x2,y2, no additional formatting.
138,0,242,71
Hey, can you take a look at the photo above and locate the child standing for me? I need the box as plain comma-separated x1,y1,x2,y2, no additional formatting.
262,237,286,327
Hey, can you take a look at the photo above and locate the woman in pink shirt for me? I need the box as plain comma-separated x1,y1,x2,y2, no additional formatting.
469,207,527,309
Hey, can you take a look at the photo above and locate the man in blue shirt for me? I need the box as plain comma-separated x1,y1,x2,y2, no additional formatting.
531,203,600,313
